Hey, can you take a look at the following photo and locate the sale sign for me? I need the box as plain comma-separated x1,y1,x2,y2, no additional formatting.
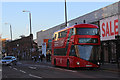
100,15,118,41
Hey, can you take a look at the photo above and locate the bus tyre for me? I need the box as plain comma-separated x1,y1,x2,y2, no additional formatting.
54,59,56,66
67,60,70,69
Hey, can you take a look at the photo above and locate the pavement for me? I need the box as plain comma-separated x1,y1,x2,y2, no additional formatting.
18,59,120,72
18,59,51,66
100,63,120,72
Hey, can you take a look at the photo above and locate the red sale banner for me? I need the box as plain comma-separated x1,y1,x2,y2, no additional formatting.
100,15,118,41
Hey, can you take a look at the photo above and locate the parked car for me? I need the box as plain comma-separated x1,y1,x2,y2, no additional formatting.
1,56,17,66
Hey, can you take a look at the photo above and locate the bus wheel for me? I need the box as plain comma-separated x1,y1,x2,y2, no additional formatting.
67,60,70,69
54,59,56,66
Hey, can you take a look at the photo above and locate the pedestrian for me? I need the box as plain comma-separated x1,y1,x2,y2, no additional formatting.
48,53,51,62
19,55,21,61
40,54,43,62
38,55,41,62
47,50,51,62
17,55,19,60
46,53,48,62
34,56,37,62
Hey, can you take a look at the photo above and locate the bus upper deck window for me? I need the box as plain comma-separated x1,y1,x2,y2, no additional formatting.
71,28,75,35
54,34,57,39
69,28,75,37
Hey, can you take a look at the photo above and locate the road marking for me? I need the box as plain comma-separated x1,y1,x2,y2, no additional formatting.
64,69,77,72
19,70,26,73
49,67,77,73
54,68,64,70
13,68,17,70
9,66,12,68
29,66,37,70
29,74,42,78
0,69,2,71
34,65,48,68
28,63,77,73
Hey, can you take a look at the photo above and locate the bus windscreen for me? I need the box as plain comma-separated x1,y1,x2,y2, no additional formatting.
76,45,99,63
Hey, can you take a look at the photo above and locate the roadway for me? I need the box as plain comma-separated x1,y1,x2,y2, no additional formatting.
2,61,120,79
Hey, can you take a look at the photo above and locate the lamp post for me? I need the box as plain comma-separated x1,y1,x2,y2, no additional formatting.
23,10,32,34
65,0,67,27
23,10,33,59
5,23,12,41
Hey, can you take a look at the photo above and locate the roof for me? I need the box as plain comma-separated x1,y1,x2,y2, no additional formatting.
54,24,98,33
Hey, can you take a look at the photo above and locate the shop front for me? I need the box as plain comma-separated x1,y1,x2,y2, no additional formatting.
100,15,120,64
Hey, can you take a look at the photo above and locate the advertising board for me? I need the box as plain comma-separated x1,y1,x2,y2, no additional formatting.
100,15,118,41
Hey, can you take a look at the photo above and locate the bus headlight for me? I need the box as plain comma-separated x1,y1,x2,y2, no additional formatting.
76,62,80,65
97,62,100,65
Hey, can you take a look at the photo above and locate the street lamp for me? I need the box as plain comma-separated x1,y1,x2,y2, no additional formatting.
65,0,67,27
23,10,33,59
23,10,32,35
5,23,12,41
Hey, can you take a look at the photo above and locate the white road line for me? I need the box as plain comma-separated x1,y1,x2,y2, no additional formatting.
64,69,77,72
9,66,12,68
0,69,2,71
29,74,42,78
54,68,64,70
19,70,26,73
29,66,37,69
13,68,17,70
49,67,77,73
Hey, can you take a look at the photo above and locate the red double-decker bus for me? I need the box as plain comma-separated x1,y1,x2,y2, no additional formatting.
52,24,100,68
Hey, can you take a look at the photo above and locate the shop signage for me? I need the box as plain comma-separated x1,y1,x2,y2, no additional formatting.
42,42,46,57
100,15,118,41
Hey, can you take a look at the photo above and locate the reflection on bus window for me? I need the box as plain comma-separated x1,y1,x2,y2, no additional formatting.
69,28,75,37
54,34,57,39
77,45,98,62
54,48,67,56
58,30,67,38
79,38,98,43
69,45,77,57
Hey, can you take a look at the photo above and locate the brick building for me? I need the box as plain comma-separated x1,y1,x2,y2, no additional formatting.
6,34,38,60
